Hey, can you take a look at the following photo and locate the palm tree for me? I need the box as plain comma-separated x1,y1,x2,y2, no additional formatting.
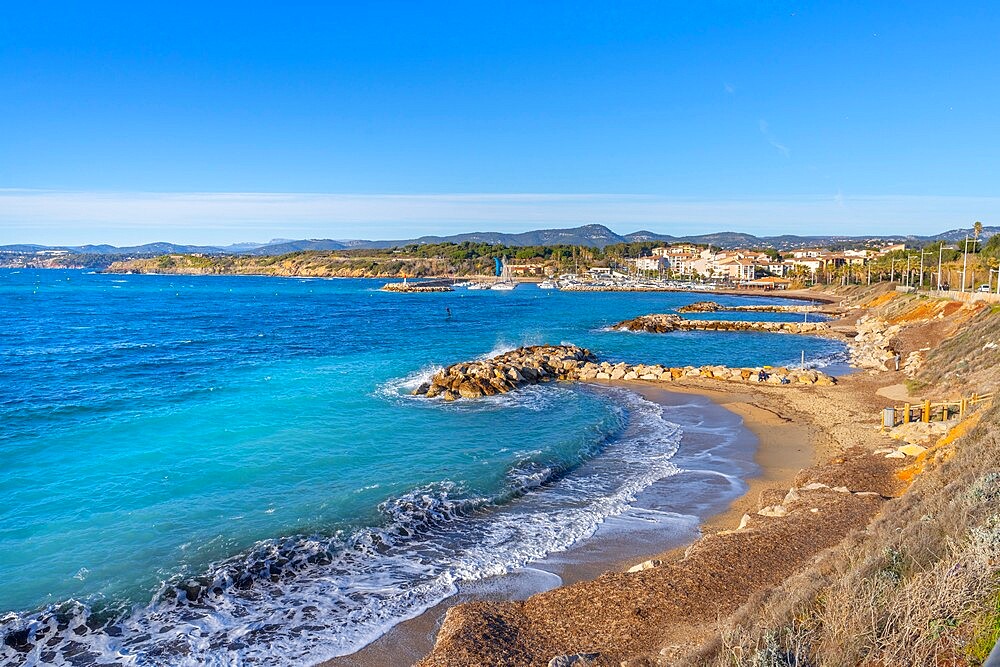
974,220,984,240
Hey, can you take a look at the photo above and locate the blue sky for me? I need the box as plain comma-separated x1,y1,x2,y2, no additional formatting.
2,1,998,244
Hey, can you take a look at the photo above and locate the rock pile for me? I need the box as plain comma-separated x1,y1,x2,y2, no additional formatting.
411,345,596,400
613,314,830,335
677,301,819,314
382,282,453,292
412,346,838,401
851,315,902,369
572,361,836,386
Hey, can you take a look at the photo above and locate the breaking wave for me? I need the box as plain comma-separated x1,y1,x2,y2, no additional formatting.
1,388,683,666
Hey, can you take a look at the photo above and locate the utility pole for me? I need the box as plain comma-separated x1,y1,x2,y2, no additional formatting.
890,257,896,283
961,235,969,292
937,243,944,290
919,249,932,289
906,254,912,287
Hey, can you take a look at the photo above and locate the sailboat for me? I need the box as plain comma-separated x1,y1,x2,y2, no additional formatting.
491,257,517,290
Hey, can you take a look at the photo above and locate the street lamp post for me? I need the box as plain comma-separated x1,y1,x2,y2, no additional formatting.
961,236,970,292
919,249,932,289
937,243,945,290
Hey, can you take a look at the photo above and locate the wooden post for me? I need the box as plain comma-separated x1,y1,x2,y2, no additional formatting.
960,399,967,420
903,403,911,424
923,400,931,422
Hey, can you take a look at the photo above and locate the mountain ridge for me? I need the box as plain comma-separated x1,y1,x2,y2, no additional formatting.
3,223,997,256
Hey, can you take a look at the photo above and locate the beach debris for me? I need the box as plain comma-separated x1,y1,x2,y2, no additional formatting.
626,559,662,573
612,313,831,335
888,420,951,445
800,482,829,491
547,653,601,667
897,443,928,457
758,505,788,517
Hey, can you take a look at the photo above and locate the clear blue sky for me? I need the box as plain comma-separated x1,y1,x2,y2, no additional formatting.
2,1,998,244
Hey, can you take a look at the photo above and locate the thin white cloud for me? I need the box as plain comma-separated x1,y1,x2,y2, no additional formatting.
758,119,790,157
0,189,996,245
723,82,735,95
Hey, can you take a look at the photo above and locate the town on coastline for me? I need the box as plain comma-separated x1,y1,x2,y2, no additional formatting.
8,223,1000,297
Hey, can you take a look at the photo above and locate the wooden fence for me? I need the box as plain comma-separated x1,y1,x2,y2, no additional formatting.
883,392,995,428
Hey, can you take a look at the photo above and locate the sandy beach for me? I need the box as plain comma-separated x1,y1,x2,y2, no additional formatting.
323,378,829,667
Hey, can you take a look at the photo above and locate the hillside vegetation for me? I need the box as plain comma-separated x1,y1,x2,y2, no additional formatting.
686,286,1000,666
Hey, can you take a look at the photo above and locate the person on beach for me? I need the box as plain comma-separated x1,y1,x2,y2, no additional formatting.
894,351,901,371
757,369,769,382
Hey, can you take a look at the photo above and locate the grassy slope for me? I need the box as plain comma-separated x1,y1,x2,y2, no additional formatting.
687,287,1000,667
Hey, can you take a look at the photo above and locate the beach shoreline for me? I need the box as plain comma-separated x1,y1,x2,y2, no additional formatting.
321,379,824,667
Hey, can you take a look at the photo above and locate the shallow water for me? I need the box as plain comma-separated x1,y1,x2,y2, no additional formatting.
0,271,845,665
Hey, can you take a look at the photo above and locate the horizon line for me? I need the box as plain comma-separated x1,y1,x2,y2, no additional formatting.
1,188,996,246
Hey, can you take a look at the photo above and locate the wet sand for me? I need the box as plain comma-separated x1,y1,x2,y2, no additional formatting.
322,380,821,667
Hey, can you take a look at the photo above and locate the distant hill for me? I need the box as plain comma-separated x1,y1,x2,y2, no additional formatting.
3,224,997,256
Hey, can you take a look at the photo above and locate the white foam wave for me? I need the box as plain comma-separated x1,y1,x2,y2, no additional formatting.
0,389,683,667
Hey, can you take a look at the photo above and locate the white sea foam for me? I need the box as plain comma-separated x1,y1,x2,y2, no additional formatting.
0,388,686,667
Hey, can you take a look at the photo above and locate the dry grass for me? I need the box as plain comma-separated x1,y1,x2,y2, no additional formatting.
685,408,1000,667
916,306,1000,394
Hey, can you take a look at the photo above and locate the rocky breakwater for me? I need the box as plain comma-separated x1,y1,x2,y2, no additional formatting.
411,345,596,400
574,361,836,386
677,300,820,314
613,313,830,335
381,282,453,293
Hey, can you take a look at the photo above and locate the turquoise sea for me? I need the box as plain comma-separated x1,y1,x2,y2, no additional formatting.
0,270,845,665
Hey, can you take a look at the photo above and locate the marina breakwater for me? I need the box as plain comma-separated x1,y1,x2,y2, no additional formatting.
676,300,820,313
411,345,836,400
613,313,831,335
381,281,453,292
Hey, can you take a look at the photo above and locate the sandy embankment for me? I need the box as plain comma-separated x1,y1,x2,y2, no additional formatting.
324,376,837,667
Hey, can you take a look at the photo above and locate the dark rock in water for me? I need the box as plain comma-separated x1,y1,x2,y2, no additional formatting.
180,580,203,602
4,628,32,653
677,300,721,313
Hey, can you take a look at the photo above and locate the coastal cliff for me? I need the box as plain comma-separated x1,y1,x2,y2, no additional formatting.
106,253,476,278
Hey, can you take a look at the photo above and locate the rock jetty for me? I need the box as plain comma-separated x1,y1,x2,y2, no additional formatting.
613,313,830,334
381,282,453,293
411,345,597,400
412,346,835,401
677,300,820,314
572,361,836,386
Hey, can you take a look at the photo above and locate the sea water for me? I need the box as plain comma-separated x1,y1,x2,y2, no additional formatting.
0,270,845,665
